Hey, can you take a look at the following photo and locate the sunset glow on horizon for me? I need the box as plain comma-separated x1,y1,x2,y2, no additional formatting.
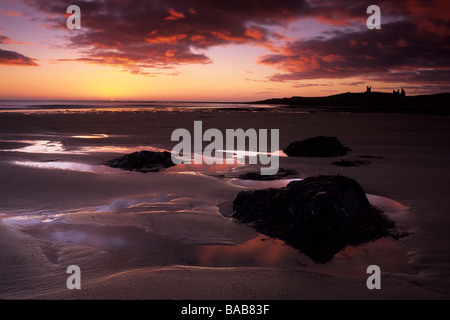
1,0,449,101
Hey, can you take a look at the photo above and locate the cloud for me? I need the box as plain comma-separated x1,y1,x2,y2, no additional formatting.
291,83,334,88
0,33,38,66
164,8,186,21
0,9,22,17
339,81,366,86
0,34,34,45
0,48,38,66
254,0,450,89
22,0,316,73
259,18,450,86
19,0,450,91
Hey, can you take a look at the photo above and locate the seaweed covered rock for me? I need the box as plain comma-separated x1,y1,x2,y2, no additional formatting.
232,175,396,263
284,136,350,157
104,150,176,172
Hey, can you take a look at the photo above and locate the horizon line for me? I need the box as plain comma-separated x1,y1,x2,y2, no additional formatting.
1,90,449,104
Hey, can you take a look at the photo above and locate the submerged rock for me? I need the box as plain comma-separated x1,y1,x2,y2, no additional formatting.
104,150,176,172
284,136,350,157
232,175,397,263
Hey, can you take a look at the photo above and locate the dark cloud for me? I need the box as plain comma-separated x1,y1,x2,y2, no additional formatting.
260,19,450,86
255,0,450,89
0,35,9,43
20,0,450,91
22,0,315,72
339,81,366,86
0,33,38,66
0,48,38,66
291,83,334,88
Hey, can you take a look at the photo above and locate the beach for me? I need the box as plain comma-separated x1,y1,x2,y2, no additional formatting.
0,105,449,300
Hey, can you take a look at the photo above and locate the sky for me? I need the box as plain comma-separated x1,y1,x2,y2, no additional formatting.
0,0,449,101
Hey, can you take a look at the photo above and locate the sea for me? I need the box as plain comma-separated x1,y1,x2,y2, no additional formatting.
0,99,276,112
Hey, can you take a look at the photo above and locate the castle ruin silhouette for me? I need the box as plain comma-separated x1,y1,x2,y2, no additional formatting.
366,86,405,96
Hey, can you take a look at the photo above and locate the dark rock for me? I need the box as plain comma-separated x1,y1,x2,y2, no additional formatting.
284,136,350,157
238,168,298,181
232,175,397,263
104,150,176,172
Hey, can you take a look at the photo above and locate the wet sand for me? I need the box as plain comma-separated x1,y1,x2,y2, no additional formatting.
0,107,449,299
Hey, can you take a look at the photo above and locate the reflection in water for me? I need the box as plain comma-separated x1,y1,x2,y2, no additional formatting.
5,212,304,269
165,154,243,174
1,188,407,270
366,194,406,213
0,139,164,155
4,140,67,154
2,137,286,177
218,149,287,161
166,150,286,175
77,145,164,154
71,134,109,139
43,224,130,249
95,194,174,212
9,155,241,175
166,161,240,174
20,221,196,267
11,161,122,174
196,235,306,268
1,131,408,271
0,102,277,114
2,211,65,228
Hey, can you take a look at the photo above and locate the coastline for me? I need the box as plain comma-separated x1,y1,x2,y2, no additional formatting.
254,92,450,116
